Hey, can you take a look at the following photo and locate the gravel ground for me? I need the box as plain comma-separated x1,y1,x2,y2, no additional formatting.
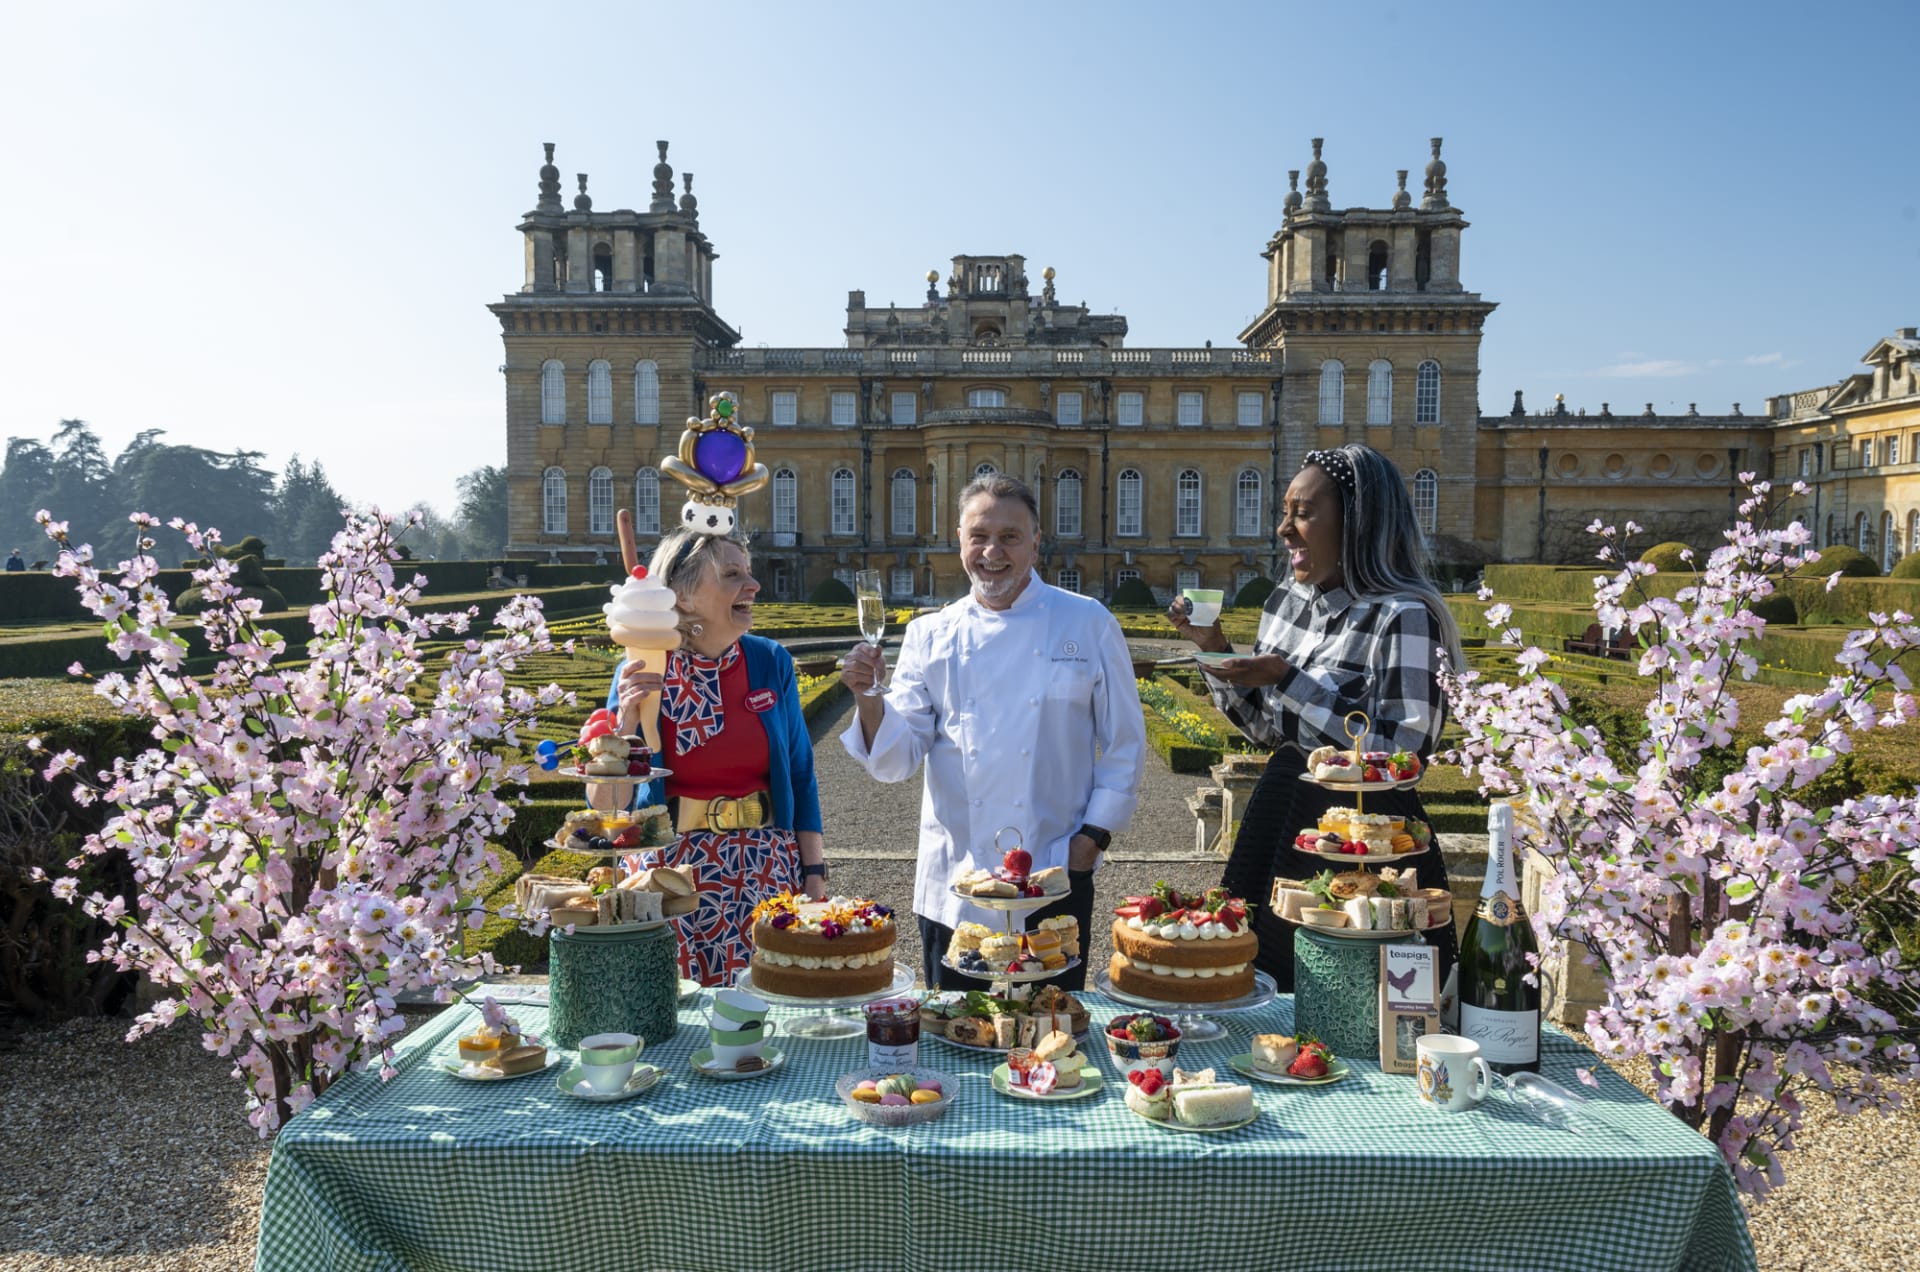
1,695,1914,1271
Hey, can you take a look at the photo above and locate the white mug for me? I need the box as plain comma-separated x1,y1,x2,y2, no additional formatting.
1416,1034,1492,1112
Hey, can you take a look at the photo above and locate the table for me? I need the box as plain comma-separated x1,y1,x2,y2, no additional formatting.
254,992,1756,1272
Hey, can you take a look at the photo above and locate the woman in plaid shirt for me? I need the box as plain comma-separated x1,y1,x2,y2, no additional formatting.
1168,444,1465,990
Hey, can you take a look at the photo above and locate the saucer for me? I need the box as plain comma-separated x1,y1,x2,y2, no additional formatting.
690,1045,786,1080
1229,1053,1352,1087
557,1062,662,1102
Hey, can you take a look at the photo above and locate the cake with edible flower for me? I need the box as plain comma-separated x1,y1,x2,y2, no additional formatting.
1109,883,1257,1003
748,893,897,997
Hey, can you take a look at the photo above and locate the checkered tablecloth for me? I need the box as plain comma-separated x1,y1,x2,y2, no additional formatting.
254,992,1755,1272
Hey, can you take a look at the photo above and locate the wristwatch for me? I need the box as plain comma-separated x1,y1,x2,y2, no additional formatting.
801,861,830,882
1075,824,1112,853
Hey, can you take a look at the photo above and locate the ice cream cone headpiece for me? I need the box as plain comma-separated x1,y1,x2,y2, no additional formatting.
660,391,770,536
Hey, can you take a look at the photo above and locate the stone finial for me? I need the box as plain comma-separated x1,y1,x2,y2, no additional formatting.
1643,402,1656,417
1392,169,1412,211
1601,402,1612,417
1687,402,1699,416
680,172,698,217
925,269,940,303
1421,137,1450,211
1042,266,1056,305
650,140,676,212
1732,403,1743,416
1284,170,1303,214
1511,389,1526,417
537,142,563,213
574,173,593,213
1554,393,1568,417
1305,139,1330,212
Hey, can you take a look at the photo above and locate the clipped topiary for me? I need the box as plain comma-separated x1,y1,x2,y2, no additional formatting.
1813,544,1879,578
1233,576,1276,609
1889,552,1920,580
175,548,287,615
1639,541,1696,574
1748,592,1798,626
808,575,856,605
219,536,269,561
1110,576,1158,607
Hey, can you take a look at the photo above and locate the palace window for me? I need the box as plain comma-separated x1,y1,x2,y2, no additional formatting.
1116,469,1144,537
1856,511,1871,552
1910,511,1920,565
1056,469,1083,537
772,392,798,427
834,568,857,593
1175,568,1200,593
1117,391,1144,427
891,468,917,537
891,391,917,425
1056,568,1081,594
1177,392,1203,427
1826,513,1837,546
1884,512,1900,572
772,468,797,534
588,466,614,534
1798,449,1811,478
633,361,660,425
1235,469,1263,537
973,461,998,480
587,361,613,425
1234,568,1261,598
1057,391,1083,425
1176,469,1203,537
1888,436,1901,466
634,468,661,535
1367,360,1393,425
1237,391,1263,428
1860,439,1874,468
831,468,856,535
540,360,566,425
1116,567,1142,588
890,566,915,600
542,467,567,533
1413,468,1439,537
1318,360,1345,425
968,388,1007,408
1415,361,1441,424
1367,239,1390,290
831,392,857,426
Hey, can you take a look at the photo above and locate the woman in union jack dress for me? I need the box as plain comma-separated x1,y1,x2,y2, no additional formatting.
609,528,828,986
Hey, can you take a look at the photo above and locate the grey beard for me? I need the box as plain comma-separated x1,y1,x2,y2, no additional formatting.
967,564,1023,601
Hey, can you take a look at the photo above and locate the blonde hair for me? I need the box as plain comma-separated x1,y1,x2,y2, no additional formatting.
647,529,749,644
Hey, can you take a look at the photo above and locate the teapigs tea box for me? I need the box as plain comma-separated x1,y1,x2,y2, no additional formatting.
1378,945,1440,1074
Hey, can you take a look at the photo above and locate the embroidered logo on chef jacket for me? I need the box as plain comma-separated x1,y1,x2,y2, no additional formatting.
1062,640,1080,657
744,689,777,713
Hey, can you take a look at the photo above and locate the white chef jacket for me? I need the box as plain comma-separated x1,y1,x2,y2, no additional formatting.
840,572,1147,929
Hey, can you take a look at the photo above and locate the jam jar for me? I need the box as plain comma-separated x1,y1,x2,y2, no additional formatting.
863,997,921,1070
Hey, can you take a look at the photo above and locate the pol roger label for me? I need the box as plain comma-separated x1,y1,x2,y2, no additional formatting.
1476,890,1523,927
1461,1004,1539,1065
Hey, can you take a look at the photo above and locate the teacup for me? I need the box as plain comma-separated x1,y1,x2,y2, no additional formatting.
708,1022,777,1069
1182,588,1225,628
711,988,771,1027
1416,1034,1493,1112
578,1032,642,1094
707,1014,776,1046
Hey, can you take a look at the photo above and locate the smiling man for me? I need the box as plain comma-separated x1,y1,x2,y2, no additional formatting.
840,474,1146,990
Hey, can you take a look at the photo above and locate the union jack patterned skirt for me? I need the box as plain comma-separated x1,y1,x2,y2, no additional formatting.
631,827,801,987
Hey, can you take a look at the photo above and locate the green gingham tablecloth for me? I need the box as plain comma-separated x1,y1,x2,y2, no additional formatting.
254,992,1756,1272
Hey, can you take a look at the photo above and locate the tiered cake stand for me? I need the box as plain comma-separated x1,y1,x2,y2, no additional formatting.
733,965,917,1040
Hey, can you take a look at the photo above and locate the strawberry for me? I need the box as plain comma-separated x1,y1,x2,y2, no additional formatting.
1219,910,1241,932
1344,840,1367,855
1363,765,1384,782
1003,847,1032,876
1288,1050,1329,1078
1165,908,1187,924
612,824,644,849
1138,896,1164,921
1114,904,1142,920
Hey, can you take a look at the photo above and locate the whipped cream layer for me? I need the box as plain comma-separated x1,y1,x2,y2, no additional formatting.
1124,916,1247,942
605,574,682,650
754,943,895,970
1138,961,1251,979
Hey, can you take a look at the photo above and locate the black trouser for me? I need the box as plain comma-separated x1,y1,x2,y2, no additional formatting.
917,868,1097,992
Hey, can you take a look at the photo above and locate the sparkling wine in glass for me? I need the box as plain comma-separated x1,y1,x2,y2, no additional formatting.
854,570,887,697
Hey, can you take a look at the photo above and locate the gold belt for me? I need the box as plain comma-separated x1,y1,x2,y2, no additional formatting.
675,791,771,834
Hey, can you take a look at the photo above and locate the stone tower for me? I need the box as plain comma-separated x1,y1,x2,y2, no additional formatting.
490,141,739,560
1237,138,1496,551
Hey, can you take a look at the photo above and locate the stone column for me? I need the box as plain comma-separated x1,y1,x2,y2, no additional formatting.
564,226,592,294
653,227,689,293
1428,226,1463,293
1389,224,1417,291
612,229,638,293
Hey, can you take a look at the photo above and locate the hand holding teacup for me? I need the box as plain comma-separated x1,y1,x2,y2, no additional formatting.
1165,591,1231,653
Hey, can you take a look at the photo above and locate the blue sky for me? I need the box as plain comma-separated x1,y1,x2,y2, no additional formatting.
2,1,1912,515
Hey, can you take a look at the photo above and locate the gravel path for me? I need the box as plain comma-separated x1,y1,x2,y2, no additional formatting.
1,695,1914,1270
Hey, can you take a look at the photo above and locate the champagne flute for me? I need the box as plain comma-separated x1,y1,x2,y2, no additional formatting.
853,570,887,697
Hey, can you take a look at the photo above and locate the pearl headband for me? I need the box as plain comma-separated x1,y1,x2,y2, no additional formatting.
1301,449,1357,496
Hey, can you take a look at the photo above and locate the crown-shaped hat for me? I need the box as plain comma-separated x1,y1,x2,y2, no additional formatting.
660,391,771,535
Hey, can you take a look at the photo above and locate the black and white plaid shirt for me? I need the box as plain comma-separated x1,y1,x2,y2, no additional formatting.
1205,582,1445,759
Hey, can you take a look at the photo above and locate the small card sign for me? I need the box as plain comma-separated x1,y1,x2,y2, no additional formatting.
1379,945,1440,1075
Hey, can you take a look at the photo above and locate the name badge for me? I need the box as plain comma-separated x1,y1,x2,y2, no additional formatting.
744,689,778,713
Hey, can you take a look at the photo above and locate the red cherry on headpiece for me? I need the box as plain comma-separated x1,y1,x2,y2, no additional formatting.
630,566,648,580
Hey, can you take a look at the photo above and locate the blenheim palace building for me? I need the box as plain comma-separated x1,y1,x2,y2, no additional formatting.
495,140,1920,600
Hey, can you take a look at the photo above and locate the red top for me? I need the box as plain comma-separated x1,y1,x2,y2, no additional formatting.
663,652,771,801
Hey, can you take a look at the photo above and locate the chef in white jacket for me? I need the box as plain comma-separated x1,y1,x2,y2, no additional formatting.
841,474,1146,990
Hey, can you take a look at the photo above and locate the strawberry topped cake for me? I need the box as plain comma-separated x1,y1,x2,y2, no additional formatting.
1108,883,1257,1003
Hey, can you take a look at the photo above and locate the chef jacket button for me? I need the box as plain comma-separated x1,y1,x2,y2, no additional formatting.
1014,799,1024,807
1020,748,1030,756
1034,648,1042,656
967,697,976,707
972,798,982,807
1029,697,1039,706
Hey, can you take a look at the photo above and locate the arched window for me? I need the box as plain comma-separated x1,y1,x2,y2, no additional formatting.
540,360,566,425
587,360,613,424
1367,359,1393,425
1367,239,1389,291
542,467,567,533
634,468,661,535
1909,511,1920,566
1116,469,1143,537
968,388,1007,408
891,467,917,537
588,466,614,534
1056,469,1083,537
1176,469,1203,537
974,461,998,479
1416,360,1442,424
1883,512,1899,572
1856,511,1870,553
772,468,797,534
1412,468,1439,536
1234,469,1263,537
1826,513,1837,547
1318,360,1345,425
831,468,856,536
633,360,660,425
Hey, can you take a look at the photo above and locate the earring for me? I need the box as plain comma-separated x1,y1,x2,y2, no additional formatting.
690,622,704,636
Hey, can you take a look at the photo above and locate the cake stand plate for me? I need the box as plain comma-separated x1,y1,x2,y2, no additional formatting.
553,917,672,939
733,964,917,1040
1285,918,1449,941
942,957,1081,985
1299,842,1431,867
1297,773,1422,793
946,885,1059,912
574,767,674,783
1093,969,1278,1043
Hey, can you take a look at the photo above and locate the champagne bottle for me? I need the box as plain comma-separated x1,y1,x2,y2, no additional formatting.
1458,799,1540,1074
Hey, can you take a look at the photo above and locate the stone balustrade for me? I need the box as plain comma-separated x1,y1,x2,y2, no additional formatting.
696,346,1277,376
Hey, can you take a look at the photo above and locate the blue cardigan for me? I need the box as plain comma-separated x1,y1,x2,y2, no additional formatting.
604,633,823,835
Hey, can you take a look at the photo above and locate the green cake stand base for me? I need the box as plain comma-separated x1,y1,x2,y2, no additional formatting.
548,923,680,1050
1293,926,1423,1058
